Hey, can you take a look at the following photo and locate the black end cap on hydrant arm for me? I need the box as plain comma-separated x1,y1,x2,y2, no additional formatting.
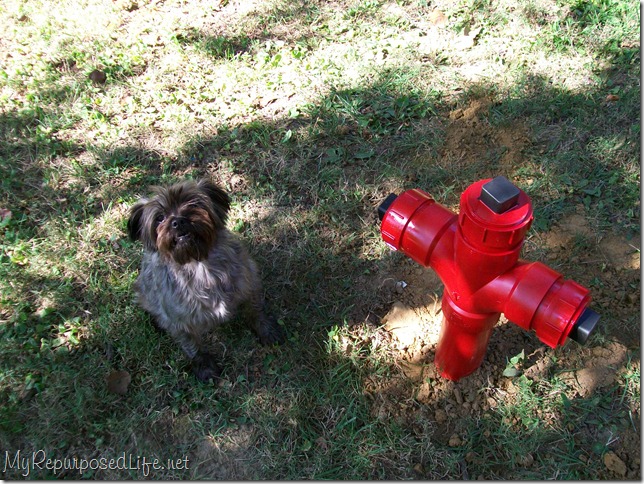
568,308,600,345
378,193,398,221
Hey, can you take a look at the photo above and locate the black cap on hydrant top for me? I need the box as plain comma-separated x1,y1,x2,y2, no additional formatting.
378,193,398,221
480,176,521,214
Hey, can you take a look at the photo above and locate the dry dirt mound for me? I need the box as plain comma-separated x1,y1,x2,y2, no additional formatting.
442,97,531,171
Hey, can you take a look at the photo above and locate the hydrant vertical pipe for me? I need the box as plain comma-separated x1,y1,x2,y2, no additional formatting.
435,294,500,381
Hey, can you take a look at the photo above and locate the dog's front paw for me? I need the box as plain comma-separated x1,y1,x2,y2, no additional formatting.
258,316,286,346
192,352,222,383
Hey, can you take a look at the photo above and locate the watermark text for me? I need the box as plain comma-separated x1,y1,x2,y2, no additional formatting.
3,450,189,478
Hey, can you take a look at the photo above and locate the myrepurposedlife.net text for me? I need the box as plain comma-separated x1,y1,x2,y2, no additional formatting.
3,449,190,478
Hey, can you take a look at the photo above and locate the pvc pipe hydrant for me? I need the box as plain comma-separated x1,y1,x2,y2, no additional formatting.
378,176,600,381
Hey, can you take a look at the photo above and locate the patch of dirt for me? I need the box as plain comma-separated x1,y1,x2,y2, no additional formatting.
558,342,628,397
541,211,640,346
541,210,641,272
599,234,640,271
190,424,257,480
380,268,443,350
441,97,531,172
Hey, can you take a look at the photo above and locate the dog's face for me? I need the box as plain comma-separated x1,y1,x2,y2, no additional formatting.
128,179,230,265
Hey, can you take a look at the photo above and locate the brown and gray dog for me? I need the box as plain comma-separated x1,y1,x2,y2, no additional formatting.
127,179,285,382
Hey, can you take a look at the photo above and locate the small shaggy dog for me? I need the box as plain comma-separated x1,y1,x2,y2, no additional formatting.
127,179,285,382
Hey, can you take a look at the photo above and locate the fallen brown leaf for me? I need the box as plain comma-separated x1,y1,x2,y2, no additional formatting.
89,69,107,84
107,370,131,395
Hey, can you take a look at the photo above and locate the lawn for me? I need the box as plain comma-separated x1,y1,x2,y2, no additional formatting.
0,0,640,479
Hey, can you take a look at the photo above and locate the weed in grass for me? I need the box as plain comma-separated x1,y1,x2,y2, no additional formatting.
175,29,253,60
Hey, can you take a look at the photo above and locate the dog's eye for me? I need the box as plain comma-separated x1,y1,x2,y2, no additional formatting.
155,214,166,224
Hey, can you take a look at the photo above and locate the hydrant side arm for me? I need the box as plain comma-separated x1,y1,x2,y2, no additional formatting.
498,262,561,330
483,261,594,348
380,190,433,252
380,189,458,268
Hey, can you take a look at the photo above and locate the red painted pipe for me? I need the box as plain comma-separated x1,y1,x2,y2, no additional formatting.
378,176,599,381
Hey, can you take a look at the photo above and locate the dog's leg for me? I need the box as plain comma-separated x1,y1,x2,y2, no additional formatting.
146,301,222,383
166,326,222,383
190,351,222,383
247,289,286,346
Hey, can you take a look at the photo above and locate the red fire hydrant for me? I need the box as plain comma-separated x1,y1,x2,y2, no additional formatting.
378,176,599,381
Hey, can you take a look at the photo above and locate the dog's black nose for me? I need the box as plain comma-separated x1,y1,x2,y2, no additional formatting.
171,217,189,232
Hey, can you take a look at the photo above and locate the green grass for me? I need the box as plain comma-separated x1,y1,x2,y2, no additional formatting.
0,0,640,479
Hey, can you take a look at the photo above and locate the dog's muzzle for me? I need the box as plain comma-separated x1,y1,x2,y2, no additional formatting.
170,217,192,241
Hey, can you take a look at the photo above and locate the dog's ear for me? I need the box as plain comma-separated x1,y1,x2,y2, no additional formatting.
127,200,147,241
198,180,230,225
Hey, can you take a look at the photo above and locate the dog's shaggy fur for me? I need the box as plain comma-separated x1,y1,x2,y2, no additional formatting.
127,179,285,382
